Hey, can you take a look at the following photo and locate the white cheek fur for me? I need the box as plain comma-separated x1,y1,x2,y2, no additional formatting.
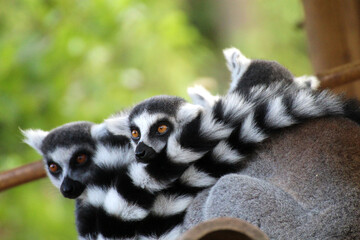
46,170,63,189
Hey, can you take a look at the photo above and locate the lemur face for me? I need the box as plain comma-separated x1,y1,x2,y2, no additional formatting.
22,119,133,199
125,96,186,163
23,122,96,198
130,113,174,162
105,95,204,164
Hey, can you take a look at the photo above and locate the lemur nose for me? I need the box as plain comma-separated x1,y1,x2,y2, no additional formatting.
60,177,85,199
61,183,73,194
135,142,156,162
135,149,146,159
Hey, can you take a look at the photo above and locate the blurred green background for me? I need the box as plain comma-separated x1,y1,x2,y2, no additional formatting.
0,0,311,239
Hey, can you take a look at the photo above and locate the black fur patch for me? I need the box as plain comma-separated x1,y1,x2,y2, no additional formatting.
129,95,185,120
145,149,188,182
96,208,137,238
344,98,360,125
90,167,124,188
114,169,155,209
164,180,207,196
212,98,247,127
41,122,95,153
253,102,274,134
179,114,218,152
193,152,242,179
77,203,185,239
234,60,294,94
139,212,185,237
227,126,257,155
212,100,225,123
98,134,130,148
75,200,99,238
282,91,306,122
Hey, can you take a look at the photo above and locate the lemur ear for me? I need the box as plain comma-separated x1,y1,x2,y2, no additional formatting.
223,47,251,72
293,75,320,90
223,47,252,92
91,123,109,139
187,85,219,109
176,103,203,124
105,116,130,137
21,129,48,155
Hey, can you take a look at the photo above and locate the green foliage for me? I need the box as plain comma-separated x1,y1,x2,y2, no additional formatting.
0,1,310,239
228,0,312,76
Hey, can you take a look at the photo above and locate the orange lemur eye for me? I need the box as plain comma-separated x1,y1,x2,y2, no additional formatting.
76,154,87,164
131,129,140,139
157,124,168,134
49,163,59,173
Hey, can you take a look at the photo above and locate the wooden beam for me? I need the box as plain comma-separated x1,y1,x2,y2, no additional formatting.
318,61,360,89
0,160,46,192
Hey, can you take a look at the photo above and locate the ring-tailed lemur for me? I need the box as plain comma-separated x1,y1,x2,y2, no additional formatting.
23,115,198,239
22,119,150,239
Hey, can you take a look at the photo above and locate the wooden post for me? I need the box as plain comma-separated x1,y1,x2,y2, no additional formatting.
302,0,360,98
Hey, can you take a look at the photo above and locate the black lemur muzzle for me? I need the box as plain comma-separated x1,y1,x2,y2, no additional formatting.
135,142,156,163
60,177,86,199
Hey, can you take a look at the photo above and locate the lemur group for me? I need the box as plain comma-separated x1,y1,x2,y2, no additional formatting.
23,47,360,240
